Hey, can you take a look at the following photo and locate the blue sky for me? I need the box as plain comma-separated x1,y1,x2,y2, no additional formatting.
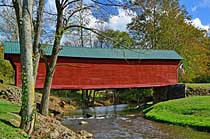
180,0,210,28
44,0,210,32
92,0,210,31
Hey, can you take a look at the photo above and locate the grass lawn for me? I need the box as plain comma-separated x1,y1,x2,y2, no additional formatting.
186,83,210,89
143,96,210,131
0,99,28,139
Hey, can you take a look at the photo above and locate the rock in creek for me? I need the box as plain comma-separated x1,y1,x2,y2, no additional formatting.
80,121,88,125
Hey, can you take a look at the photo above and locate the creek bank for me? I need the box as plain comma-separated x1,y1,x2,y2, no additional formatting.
0,84,77,116
143,96,210,132
32,114,93,139
186,87,210,96
0,84,93,139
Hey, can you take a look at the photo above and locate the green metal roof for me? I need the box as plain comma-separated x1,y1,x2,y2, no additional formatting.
3,41,183,60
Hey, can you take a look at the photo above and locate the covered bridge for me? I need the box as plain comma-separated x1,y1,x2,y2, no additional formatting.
4,41,182,89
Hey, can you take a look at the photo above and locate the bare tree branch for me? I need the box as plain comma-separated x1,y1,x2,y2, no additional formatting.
68,5,92,18
64,24,100,34
61,0,66,5
90,0,126,7
64,24,122,46
63,5,92,27
63,0,80,9
0,4,13,7
43,10,57,16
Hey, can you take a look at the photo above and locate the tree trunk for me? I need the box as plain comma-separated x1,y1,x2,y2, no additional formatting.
40,36,62,115
40,2,64,115
91,90,96,106
40,69,53,115
13,0,35,134
33,0,45,82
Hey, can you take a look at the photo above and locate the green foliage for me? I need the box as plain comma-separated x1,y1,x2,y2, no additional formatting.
49,89,154,107
186,83,210,90
0,46,14,84
97,29,134,48
128,0,210,82
0,100,29,139
118,88,153,104
50,89,81,101
144,96,210,130
50,89,108,102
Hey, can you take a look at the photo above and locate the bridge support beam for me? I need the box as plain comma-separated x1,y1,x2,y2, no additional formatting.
153,84,186,103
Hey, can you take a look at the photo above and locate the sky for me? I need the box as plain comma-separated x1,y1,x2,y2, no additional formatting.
89,0,210,31
45,0,134,32
179,0,210,30
44,0,210,32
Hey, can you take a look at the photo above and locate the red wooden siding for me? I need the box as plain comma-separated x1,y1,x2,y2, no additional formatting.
5,55,180,89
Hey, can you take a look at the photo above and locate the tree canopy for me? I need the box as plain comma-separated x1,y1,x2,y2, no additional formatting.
128,0,210,82
96,29,133,48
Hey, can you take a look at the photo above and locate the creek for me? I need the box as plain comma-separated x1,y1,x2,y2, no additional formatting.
62,104,210,139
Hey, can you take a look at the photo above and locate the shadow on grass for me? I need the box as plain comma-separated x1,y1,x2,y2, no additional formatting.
0,119,17,128
11,111,20,115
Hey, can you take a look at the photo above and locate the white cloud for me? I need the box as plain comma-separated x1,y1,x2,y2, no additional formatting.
44,1,134,32
107,9,134,31
89,8,135,32
192,6,197,12
192,18,209,30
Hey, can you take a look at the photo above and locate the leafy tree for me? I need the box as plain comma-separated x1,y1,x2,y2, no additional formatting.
96,29,134,48
0,46,14,84
128,0,210,82
155,3,210,82
128,0,165,48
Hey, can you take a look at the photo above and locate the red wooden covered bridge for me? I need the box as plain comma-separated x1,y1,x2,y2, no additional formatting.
4,41,182,90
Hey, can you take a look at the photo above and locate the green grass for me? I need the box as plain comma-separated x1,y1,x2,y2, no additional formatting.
0,99,28,139
143,96,210,131
186,83,210,89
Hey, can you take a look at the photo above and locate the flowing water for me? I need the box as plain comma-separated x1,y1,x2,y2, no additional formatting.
62,104,210,139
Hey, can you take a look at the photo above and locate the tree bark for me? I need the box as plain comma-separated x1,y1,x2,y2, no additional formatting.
33,0,45,82
91,90,96,106
40,1,64,115
40,67,52,115
13,0,35,134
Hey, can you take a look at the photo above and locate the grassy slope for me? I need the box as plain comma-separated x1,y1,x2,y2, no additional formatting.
0,100,28,139
144,96,210,131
